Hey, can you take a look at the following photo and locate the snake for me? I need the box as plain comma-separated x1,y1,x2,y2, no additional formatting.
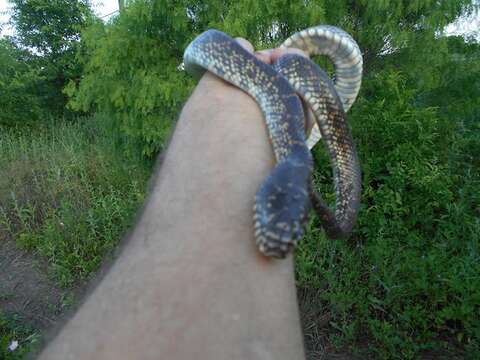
183,25,362,258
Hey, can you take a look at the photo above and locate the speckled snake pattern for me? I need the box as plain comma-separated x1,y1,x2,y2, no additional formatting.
184,25,362,258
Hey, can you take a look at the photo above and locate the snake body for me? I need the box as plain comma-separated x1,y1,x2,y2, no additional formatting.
281,25,363,149
184,26,362,258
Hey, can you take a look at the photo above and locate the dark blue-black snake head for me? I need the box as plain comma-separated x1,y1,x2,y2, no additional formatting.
254,148,313,258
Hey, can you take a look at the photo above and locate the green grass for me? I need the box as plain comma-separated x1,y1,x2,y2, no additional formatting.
0,115,152,287
1,115,152,359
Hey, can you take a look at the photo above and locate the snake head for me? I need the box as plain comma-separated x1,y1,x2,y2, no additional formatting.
254,150,312,258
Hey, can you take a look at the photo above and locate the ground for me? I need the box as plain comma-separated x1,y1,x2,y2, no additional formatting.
0,237,69,332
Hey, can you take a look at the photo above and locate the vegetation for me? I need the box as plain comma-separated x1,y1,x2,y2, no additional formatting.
1,0,479,359
0,116,151,287
0,116,151,358
2,0,94,122
65,0,196,156
0,312,39,359
297,39,480,357
0,38,43,126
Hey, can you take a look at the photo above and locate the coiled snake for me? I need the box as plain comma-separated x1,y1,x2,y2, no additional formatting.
184,25,362,258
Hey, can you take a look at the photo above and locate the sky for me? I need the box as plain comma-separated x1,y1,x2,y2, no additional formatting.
0,0,478,40
446,6,480,39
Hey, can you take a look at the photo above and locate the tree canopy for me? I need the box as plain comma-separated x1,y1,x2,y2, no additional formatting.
5,0,95,116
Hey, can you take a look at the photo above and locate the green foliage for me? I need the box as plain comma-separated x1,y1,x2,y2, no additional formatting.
8,0,95,116
323,0,476,68
0,38,44,126
66,0,198,157
296,37,480,358
0,116,151,287
69,0,475,157
9,0,93,54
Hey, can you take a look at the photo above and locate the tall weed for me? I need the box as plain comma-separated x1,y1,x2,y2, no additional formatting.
0,116,151,287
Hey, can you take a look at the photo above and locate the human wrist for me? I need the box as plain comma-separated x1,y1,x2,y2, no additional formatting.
124,72,275,257
178,71,276,173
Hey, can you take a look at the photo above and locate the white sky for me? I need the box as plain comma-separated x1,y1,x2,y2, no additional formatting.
0,0,478,40
445,6,480,39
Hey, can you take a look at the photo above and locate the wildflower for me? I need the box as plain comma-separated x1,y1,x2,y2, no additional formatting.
8,340,19,351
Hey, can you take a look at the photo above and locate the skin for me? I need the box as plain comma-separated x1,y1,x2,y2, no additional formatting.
38,40,309,360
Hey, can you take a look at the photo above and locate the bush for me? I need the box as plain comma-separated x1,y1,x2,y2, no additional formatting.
66,0,196,157
0,39,44,126
296,64,480,358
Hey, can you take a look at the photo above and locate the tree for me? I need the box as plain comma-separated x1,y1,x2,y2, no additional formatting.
66,0,196,156
9,0,93,55
0,37,44,125
8,0,95,116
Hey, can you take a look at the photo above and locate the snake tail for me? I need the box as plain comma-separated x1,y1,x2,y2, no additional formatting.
282,25,363,112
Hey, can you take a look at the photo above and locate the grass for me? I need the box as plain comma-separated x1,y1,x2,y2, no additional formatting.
0,115,152,287
0,115,152,359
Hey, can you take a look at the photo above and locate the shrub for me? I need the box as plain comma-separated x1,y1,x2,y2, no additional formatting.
66,0,196,157
0,39,44,126
296,65,480,358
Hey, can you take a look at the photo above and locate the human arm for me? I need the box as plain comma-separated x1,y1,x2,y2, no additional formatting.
38,43,306,360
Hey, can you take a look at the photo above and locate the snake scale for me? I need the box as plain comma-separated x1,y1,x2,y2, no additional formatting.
184,25,362,258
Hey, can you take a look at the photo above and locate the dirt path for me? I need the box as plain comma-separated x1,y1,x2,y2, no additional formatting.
0,237,70,331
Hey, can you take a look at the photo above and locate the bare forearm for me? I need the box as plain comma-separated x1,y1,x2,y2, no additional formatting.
39,74,305,360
